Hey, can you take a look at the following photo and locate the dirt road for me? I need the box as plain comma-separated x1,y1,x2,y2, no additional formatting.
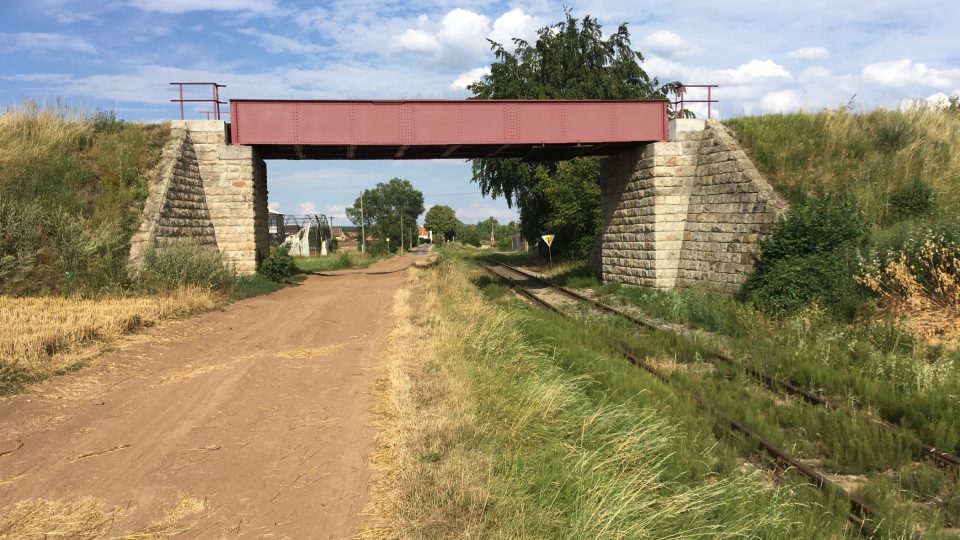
0,251,425,538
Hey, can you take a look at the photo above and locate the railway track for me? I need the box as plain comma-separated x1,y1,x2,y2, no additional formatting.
489,259,960,472
480,260,946,538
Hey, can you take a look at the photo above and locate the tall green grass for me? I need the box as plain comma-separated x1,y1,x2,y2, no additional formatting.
408,259,856,538
725,109,960,225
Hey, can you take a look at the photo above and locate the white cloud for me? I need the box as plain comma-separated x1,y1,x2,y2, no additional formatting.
268,201,281,212
861,58,960,88
0,32,98,54
728,59,791,79
488,9,544,46
126,0,276,13
761,89,803,112
437,9,489,49
638,30,701,58
901,90,960,111
46,9,99,25
787,47,830,60
390,8,543,64
299,201,318,214
647,56,791,85
239,28,325,55
799,66,831,79
449,67,490,90
392,28,440,54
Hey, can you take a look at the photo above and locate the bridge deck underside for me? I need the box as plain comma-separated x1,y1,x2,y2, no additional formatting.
252,142,644,160
230,99,669,161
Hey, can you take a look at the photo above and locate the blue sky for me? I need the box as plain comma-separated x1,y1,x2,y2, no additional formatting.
3,0,959,225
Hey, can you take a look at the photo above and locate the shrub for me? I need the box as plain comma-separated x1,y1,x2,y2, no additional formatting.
90,109,125,134
137,243,235,293
747,253,861,316
743,193,869,316
258,245,298,282
860,224,960,344
865,219,960,305
336,250,353,269
889,179,936,221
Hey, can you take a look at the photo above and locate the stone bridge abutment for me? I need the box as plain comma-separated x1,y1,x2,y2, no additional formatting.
593,119,788,293
130,120,269,275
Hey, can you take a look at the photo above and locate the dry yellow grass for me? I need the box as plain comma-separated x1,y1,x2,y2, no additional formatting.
860,240,960,349
358,268,493,538
0,493,207,539
0,287,217,379
0,102,91,169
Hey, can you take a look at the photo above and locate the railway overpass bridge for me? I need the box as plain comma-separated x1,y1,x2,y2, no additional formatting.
130,98,785,292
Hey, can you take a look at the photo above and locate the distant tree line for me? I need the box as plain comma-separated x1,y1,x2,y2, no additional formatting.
424,205,519,250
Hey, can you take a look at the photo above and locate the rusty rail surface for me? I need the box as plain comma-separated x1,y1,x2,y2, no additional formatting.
481,261,933,538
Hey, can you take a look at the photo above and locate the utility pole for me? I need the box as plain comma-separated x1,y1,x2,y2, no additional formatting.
400,212,404,252
360,194,366,254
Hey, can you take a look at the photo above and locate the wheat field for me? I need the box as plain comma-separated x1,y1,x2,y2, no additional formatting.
0,287,216,382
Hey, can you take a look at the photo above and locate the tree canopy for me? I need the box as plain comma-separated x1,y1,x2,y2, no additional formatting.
468,11,666,258
423,205,461,242
346,178,424,251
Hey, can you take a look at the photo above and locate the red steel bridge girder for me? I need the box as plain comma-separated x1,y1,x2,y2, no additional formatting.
229,99,668,160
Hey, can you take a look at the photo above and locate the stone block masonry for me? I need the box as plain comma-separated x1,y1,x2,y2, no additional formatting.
130,121,269,275
597,119,788,293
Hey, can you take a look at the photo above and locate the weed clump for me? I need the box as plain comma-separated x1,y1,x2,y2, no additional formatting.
258,245,298,282
137,243,235,294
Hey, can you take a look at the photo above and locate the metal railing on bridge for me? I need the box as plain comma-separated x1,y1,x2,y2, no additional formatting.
670,84,718,119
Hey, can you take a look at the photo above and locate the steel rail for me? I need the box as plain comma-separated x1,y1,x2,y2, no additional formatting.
480,262,887,535
495,260,960,471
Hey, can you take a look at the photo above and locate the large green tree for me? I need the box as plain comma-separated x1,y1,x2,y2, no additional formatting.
423,204,461,242
346,178,424,251
468,11,666,258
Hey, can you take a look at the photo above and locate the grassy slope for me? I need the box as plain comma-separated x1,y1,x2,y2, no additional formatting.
0,105,167,295
725,109,960,224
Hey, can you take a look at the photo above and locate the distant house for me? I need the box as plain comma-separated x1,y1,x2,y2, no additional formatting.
418,226,431,242
284,224,301,236
331,227,345,240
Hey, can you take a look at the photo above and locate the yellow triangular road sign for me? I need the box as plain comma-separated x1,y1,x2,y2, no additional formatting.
541,234,555,247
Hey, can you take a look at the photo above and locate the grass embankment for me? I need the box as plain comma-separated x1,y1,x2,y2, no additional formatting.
727,109,960,337
361,258,852,538
725,109,960,222
0,104,167,296
0,105,293,395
